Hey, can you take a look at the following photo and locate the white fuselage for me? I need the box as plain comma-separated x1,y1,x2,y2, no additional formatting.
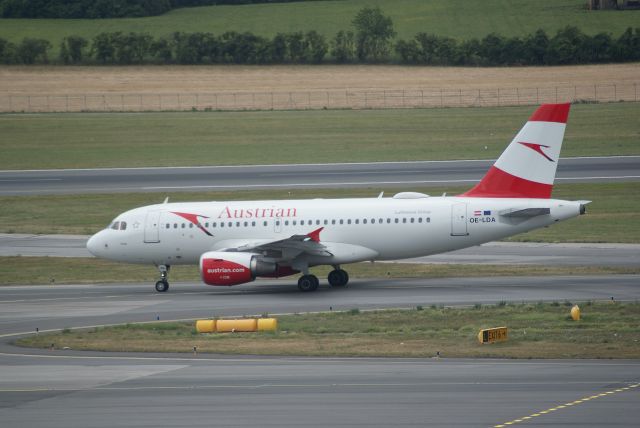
87,194,584,267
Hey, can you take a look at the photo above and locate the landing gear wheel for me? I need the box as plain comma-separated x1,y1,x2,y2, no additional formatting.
154,264,170,293
155,280,169,293
298,274,319,292
328,269,349,287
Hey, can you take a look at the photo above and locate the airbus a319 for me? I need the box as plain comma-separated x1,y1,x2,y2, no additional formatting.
87,103,588,292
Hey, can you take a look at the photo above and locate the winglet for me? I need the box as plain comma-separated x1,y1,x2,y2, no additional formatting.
307,227,324,243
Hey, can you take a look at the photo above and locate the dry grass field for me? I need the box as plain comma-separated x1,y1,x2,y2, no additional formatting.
1,64,638,112
2,64,638,94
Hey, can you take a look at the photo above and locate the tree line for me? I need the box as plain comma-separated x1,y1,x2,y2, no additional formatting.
0,8,638,66
0,0,313,19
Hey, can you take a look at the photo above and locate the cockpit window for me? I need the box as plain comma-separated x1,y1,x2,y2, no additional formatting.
109,221,127,231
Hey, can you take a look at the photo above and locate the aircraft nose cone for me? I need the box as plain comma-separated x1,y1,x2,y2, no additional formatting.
86,231,106,257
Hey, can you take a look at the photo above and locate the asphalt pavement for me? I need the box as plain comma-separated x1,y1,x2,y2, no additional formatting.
1,156,638,195
1,276,639,427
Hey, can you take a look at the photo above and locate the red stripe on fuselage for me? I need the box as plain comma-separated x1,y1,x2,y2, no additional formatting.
528,103,570,124
460,166,552,198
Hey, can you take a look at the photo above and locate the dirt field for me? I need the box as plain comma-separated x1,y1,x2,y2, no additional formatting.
1,64,638,112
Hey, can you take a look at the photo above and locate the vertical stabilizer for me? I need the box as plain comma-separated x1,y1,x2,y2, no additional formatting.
461,103,570,198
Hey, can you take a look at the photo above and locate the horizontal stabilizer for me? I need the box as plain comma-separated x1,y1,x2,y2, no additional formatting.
499,207,551,218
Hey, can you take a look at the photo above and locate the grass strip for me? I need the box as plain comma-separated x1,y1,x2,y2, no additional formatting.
16,301,640,359
1,182,638,243
1,103,638,170
0,256,637,286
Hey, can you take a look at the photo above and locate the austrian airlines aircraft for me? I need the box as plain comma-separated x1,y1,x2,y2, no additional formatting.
87,103,588,292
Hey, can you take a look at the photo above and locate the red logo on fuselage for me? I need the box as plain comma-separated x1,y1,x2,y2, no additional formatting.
518,142,554,162
171,212,213,236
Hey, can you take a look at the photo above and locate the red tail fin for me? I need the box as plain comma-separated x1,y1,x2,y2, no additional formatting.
461,103,570,199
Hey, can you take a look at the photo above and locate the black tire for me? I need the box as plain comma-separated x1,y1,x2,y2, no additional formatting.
338,269,349,286
328,269,349,287
298,275,319,292
155,280,169,292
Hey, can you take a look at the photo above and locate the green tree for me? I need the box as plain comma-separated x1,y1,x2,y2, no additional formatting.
352,7,395,62
304,31,327,63
0,38,17,64
331,30,355,63
17,38,51,64
271,33,288,63
59,35,88,64
150,37,173,63
91,32,117,63
523,29,549,65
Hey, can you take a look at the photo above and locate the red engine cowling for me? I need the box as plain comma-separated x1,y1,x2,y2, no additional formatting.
199,252,296,286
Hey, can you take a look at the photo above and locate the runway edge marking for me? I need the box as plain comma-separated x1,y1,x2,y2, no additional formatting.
493,383,640,427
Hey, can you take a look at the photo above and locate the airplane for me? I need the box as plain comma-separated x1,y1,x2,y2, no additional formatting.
86,103,589,293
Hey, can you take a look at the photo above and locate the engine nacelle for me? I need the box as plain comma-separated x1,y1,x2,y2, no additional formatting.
199,251,295,286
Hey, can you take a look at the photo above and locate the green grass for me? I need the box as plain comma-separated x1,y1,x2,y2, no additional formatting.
1,255,637,286
15,302,640,359
0,1,638,57
1,103,638,170
1,182,638,243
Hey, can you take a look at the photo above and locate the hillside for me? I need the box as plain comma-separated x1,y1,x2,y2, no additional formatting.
0,0,637,57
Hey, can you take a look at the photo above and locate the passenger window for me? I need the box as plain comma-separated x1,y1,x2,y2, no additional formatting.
379,218,383,224
427,217,431,223
189,223,193,228
332,219,336,225
285,220,289,226
181,223,186,228
418,218,423,223
263,221,267,226
220,222,224,228
244,221,248,227
212,222,216,228
252,221,256,227
402,218,407,223
276,220,280,226
387,218,391,223
395,218,399,223
371,219,375,224
363,219,367,224
293,220,297,226
205,222,209,227
355,219,359,224
228,222,232,227
236,222,240,227
410,218,415,223
174,223,177,229
347,219,351,224
166,224,170,229
324,220,328,225
300,220,305,226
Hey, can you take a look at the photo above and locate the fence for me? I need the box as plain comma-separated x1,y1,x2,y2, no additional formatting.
1,82,638,113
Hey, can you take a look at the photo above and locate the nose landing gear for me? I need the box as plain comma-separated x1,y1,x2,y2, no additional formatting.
155,264,170,292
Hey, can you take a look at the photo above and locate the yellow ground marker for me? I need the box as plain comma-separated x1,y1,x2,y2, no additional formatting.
493,383,639,427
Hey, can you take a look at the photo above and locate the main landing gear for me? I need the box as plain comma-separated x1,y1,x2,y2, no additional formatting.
296,267,350,292
155,264,170,292
328,268,349,287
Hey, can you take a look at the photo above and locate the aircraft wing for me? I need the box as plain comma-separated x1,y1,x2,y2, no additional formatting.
212,227,332,258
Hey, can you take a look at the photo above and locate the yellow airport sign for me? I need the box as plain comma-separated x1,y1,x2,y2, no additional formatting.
478,327,508,344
